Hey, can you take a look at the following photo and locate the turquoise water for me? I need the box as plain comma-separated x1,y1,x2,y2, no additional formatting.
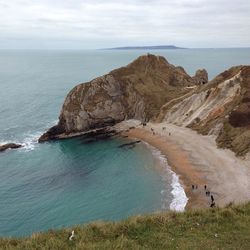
0,137,171,236
0,49,250,237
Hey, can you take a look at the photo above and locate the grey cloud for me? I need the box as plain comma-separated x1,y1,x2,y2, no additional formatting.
0,0,249,49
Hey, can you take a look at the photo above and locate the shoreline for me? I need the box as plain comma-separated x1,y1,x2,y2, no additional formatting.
142,141,188,212
120,121,250,210
123,128,207,210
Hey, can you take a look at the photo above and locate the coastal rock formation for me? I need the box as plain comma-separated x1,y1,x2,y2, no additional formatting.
192,69,208,85
0,143,22,152
39,54,203,142
159,66,250,156
39,53,250,156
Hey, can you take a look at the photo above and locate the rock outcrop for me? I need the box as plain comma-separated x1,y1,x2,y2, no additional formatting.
0,143,22,152
39,54,203,142
159,65,250,156
192,69,208,85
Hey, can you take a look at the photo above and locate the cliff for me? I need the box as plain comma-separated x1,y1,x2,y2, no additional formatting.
158,65,250,156
39,54,205,142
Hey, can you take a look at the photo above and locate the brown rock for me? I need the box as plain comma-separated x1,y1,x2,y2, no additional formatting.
192,69,208,85
0,143,22,152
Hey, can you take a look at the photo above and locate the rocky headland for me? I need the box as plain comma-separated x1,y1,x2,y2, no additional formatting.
39,54,250,157
39,54,207,142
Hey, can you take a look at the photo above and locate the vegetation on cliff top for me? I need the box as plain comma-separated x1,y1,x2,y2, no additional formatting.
1,202,250,249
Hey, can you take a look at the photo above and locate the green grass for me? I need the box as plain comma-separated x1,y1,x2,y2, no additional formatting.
1,203,250,250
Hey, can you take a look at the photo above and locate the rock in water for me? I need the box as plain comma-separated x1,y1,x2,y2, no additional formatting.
39,54,204,142
0,143,22,152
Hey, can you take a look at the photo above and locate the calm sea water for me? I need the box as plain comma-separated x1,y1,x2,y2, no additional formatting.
0,48,250,237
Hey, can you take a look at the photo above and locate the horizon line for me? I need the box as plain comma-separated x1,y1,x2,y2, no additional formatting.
0,46,250,50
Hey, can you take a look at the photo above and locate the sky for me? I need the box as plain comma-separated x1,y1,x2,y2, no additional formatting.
0,0,250,49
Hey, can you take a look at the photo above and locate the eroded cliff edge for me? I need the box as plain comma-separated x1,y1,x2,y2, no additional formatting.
158,65,250,156
39,54,206,142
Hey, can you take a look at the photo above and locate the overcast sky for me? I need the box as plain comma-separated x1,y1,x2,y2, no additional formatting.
0,0,249,49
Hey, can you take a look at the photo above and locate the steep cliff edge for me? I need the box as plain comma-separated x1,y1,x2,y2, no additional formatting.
39,54,204,142
159,65,250,156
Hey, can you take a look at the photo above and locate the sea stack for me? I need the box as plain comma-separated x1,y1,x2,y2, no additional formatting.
39,54,203,142
192,69,208,85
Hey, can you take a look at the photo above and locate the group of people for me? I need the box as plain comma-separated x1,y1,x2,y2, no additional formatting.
146,123,217,208
151,128,156,135
149,127,172,136
192,184,216,208
162,127,171,136
204,185,216,207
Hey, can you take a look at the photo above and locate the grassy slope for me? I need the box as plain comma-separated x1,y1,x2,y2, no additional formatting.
1,203,250,250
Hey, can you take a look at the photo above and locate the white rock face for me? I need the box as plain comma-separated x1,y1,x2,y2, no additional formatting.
60,75,136,132
163,72,242,130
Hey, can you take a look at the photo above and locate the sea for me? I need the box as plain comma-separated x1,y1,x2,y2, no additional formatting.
0,48,250,237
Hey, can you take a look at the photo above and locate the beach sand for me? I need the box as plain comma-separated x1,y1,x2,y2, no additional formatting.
118,120,250,210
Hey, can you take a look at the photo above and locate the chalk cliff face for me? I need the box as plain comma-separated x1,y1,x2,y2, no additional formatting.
39,54,203,141
159,66,250,156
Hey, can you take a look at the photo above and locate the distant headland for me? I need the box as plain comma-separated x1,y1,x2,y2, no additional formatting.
104,45,185,50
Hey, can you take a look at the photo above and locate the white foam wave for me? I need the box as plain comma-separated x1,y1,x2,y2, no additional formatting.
0,140,10,145
21,131,42,151
169,172,188,211
50,119,59,126
21,119,58,151
143,141,188,212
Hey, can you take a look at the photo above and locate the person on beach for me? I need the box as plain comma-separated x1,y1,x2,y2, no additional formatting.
210,201,216,208
192,185,195,190
211,195,214,202
169,132,171,136
204,185,207,190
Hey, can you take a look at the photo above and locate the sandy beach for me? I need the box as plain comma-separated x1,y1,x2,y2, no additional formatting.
118,120,250,210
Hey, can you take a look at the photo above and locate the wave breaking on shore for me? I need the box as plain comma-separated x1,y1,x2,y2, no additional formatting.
143,142,188,212
0,120,59,152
